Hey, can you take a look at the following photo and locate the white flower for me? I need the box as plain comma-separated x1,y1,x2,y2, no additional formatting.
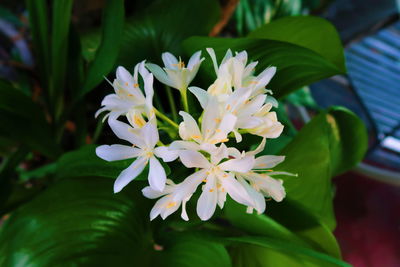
233,138,296,214
148,144,255,221
169,98,237,153
187,48,282,141
205,48,276,96
96,118,174,193
146,51,204,92
245,103,284,138
190,85,283,141
142,173,205,221
95,61,154,121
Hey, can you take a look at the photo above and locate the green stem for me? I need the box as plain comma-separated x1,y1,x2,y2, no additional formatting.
154,94,165,113
165,85,178,122
154,108,179,129
180,88,189,113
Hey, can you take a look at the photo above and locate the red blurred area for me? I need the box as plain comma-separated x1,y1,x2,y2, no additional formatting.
334,173,400,267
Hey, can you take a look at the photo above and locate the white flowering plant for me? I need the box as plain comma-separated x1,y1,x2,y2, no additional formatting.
95,48,297,221
0,1,368,266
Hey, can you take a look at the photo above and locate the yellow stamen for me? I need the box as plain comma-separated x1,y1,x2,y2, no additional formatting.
226,104,231,110
214,118,221,123
220,138,229,143
125,82,129,86
209,188,214,192
172,61,185,69
133,115,145,127
191,135,201,139
215,129,221,133
133,83,139,87
166,202,177,208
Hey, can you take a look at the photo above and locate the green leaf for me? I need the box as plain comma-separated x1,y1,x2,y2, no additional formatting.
327,106,368,176
26,0,50,89
224,199,341,258
275,107,367,229
224,200,310,248
228,236,351,267
56,145,170,180
0,81,60,158
248,16,345,72
266,199,342,258
116,0,220,67
50,0,73,103
0,177,231,266
0,177,154,266
183,36,343,99
159,233,232,267
79,0,125,98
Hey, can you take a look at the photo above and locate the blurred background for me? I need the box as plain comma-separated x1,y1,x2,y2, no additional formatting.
0,0,399,266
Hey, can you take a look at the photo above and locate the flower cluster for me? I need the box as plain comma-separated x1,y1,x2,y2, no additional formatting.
96,49,294,221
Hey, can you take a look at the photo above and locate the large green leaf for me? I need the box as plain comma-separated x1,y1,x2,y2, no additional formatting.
266,199,341,258
0,81,60,158
116,0,220,67
248,16,345,72
224,200,309,248
159,233,232,267
224,199,341,258
79,0,125,98
0,177,231,266
183,37,343,98
56,145,170,180
228,236,350,267
0,177,153,266
274,107,367,229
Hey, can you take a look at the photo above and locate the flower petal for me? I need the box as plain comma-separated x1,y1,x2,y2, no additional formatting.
178,111,202,141
188,86,209,109
238,176,266,214
150,196,179,221
179,150,210,169
169,140,201,151
142,121,159,149
254,155,285,169
256,66,276,88
161,52,179,69
187,50,202,70
206,48,219,74
96,144,141,162
148,156,167,192
146,63,174,87
196,174,217,221
219,155,255,173
114,156,147,193
154,146,179,162
116,66,134,84
174,169,207,200
142,186,168,199
221,174,253,207
260,177,286,202
108,118,145,147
